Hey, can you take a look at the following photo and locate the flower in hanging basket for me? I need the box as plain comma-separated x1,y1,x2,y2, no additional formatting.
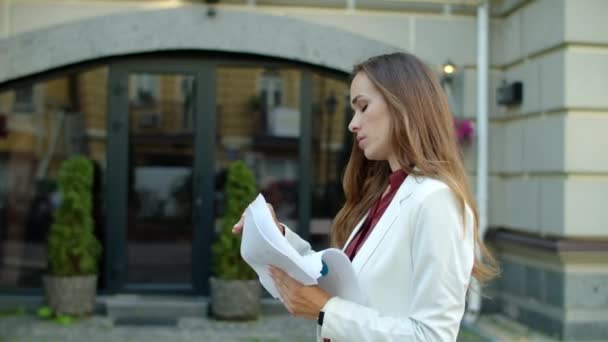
454,117,474,146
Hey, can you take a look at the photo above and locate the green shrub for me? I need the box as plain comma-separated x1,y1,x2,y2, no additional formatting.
212,161,257,280
47,156,102,276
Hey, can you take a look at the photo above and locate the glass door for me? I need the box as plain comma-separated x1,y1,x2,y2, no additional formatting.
106,61,216,293
126,72,195,287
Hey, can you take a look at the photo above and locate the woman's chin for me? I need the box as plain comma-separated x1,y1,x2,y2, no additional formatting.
363,149,379,161
363,149,391,162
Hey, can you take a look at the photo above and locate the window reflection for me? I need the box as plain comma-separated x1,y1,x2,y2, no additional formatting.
215,67,301,226
127,73,195,285
0,67,108,289
0,61,352,290
310,73,350,248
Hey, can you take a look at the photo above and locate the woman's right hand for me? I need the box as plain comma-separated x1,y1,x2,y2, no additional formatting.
232,203,285,235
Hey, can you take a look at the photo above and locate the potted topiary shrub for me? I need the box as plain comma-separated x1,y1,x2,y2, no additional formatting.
210,160,260,320
44,156,102,316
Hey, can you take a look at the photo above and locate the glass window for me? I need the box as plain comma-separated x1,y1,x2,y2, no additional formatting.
310,73,350,249
0,66,109,290
215,66,301,229
14,85,35,113
132,74,160,105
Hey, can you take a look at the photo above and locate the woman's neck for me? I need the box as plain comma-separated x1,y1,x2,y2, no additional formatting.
388,155,401,172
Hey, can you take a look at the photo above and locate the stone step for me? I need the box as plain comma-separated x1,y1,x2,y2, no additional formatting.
102,294,287,320
102,294,208,319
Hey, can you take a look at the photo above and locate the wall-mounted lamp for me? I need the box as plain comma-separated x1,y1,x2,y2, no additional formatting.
439,59,461,116
441,59,456,85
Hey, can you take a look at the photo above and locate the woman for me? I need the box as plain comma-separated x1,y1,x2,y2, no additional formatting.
233,52,497,341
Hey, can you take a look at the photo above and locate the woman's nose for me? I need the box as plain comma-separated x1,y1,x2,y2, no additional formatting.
348,115,360,133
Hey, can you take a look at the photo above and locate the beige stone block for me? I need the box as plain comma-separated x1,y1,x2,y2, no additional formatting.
492,0,528,16
539,50,566,112
564,179,608,237
491,11,522,66
10,2,141,35
413,17,477,67
521,0,566,57
468,174,477,198
490,18,503,65
565,49,608,109
522,114,566,172
488,176,540,233
506,178,541,233
489,121,505,173
504,120,524,173
565,0,608,44
565,113,608,172
296,13,411,53
0,0,7,39
462,140,477,174
489,176,507,227
539,178,565,236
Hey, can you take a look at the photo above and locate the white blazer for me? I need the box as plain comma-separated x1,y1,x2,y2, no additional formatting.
284,175,475,342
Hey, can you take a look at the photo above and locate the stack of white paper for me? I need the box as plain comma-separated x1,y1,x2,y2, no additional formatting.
240,194,367,305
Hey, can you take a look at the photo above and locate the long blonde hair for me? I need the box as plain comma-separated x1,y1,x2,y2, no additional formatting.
332,53,497,283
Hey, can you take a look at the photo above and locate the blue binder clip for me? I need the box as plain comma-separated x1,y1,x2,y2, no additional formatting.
320,260,329,277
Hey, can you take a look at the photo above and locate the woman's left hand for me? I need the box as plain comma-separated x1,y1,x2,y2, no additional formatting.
269,266,332,320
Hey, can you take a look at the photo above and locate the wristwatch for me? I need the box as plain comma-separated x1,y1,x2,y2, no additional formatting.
317,310,325,326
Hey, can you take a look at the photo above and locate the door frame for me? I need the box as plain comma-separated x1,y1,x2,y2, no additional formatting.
106,59,216,294
105,56,321,295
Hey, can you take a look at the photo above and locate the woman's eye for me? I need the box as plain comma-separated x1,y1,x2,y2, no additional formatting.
361,105,368,112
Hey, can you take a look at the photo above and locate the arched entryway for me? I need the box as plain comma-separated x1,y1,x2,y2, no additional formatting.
0,8,399,295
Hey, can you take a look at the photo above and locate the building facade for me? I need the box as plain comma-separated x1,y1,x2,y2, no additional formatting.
0,0,607,340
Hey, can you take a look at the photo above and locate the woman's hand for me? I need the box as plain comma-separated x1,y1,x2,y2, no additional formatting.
269,266,332,320
232,203,284,235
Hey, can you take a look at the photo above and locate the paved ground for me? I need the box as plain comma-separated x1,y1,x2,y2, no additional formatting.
0,313,318,342
0,313,567,342
0,294,564,342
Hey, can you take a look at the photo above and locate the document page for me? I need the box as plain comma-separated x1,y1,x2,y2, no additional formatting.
240,194,321,299
240,194,366,305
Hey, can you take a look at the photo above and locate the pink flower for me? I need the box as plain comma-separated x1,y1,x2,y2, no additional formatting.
454,117,474,145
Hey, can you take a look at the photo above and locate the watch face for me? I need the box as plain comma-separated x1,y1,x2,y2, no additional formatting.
317,311,325,326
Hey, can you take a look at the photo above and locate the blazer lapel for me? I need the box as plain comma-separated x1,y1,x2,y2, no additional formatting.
350,175,417,274
342,212,368,252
